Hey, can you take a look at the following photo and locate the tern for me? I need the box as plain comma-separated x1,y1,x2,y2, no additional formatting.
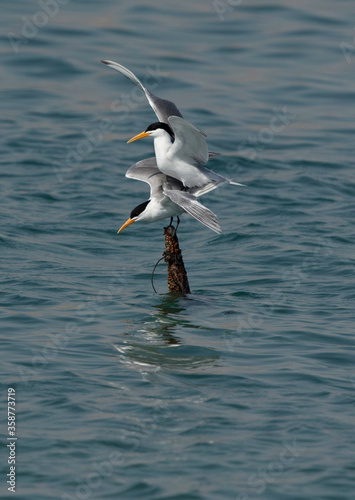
101,60,243,191
117,157,222,234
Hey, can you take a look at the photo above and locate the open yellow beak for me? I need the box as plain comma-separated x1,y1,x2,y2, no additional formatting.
117,218,136,234
127,131,151,143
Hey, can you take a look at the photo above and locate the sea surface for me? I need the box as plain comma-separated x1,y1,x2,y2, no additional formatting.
1,1,355,499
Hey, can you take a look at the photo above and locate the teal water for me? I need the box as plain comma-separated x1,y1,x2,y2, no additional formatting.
1,1,355,499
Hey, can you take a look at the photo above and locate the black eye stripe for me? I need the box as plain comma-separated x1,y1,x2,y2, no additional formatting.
145,122,174,139
130,200,150,219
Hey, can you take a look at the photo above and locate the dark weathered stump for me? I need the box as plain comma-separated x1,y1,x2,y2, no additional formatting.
163,225,190,294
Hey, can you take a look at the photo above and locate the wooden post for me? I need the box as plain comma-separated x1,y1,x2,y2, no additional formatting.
164,225,191,294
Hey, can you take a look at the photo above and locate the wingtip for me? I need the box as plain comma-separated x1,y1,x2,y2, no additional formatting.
230,180,246,187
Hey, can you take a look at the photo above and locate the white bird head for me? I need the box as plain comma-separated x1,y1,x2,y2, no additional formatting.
117,200,150,233
127,122,174,143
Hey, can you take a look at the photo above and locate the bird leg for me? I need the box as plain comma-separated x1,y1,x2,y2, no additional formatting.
175,216,180,232
167,216,179,234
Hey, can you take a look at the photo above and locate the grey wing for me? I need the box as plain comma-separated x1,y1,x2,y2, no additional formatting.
190,177,244,198
126,157,167,198
168,116,209,166
163,188,222,234
101,60,183,124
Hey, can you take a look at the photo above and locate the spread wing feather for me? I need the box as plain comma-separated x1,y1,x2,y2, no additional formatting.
163,188,221,234
125,158,166,198
101,60,183,124
168,116,209,167
126,158,184,197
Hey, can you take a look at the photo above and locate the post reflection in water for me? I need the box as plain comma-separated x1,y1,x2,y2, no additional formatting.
113,295,220,374
151,294,188,346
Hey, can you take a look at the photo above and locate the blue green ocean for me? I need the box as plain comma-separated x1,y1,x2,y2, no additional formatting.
1,1,355,498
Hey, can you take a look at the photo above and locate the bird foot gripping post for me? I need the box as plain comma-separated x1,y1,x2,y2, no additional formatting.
163,225,191,294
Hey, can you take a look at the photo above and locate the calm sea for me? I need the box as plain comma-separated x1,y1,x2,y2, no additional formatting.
1,1,355,499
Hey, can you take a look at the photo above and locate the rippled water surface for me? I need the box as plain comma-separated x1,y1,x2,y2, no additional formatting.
2,1,355,499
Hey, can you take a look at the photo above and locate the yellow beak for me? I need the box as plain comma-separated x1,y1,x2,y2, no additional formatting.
117,218,136,234
127,131,151,143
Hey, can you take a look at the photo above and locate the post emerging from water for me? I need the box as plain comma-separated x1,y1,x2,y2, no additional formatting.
163,225,191,294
